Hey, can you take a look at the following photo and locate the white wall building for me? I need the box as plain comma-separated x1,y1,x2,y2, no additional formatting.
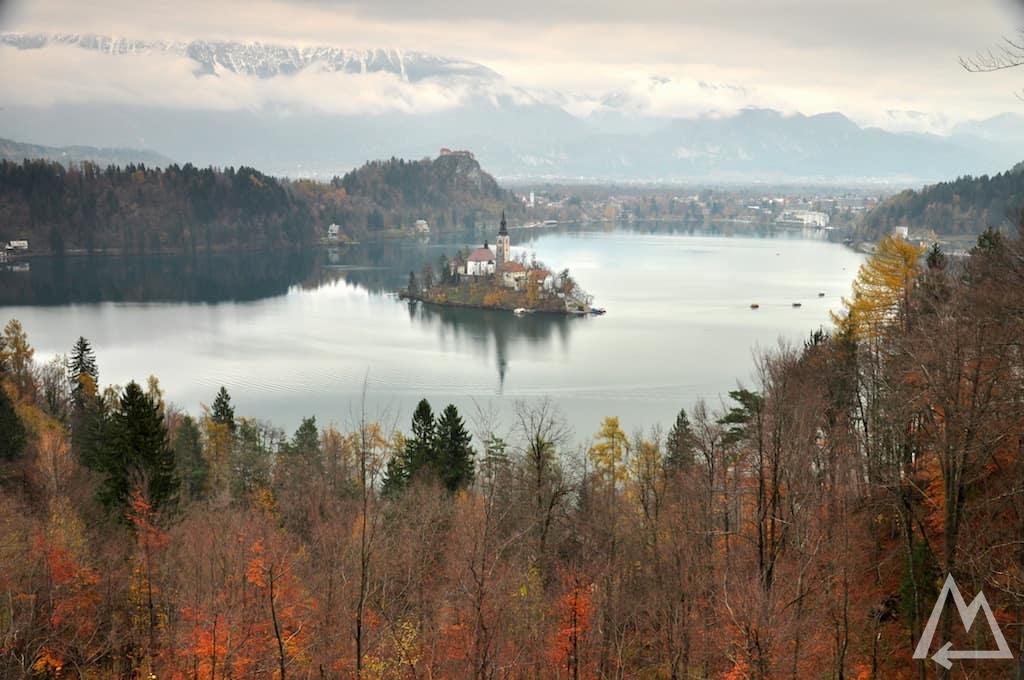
466,242,496,276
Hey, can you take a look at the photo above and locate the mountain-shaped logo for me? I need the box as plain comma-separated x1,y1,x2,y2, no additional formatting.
913,574,1013,669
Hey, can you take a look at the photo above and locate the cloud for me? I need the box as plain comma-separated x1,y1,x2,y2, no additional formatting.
2,0,1024,130
0,43,480,115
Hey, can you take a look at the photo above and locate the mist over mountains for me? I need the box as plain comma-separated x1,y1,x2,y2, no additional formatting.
2,32,1024,184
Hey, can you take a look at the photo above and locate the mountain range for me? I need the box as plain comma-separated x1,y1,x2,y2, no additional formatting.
3,32,1024,184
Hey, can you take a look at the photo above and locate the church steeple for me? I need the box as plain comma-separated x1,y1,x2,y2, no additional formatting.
496,211,510,268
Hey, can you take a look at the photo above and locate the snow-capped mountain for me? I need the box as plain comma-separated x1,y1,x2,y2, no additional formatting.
3,32,1024,183
0,32,498,82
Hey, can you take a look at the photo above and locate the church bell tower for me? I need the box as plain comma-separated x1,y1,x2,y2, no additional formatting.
496,211,510,269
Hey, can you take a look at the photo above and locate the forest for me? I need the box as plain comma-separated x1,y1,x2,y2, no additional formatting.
2,227,1024,678
858,161,1024,239
0,154,517,256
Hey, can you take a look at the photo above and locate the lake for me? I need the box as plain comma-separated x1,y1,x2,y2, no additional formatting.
0,223,864,444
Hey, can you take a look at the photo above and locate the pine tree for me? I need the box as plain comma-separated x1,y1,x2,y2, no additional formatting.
435,404,475,492
68,336,99,409
0,383,26,461
665,407,695,471
383,398,436,494
212,386,236,433
174,415,207,503
98,381,179,516
288,416,320,462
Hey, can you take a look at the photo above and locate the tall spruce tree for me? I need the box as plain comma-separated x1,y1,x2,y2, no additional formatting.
97,381,179,516
68,336,99,409
435,404,475,491
383,398,436,494
212,386,236,433
665,407,695,471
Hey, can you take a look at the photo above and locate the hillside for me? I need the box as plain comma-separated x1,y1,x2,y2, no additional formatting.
0,153,517,255
857,162,1024,239
0,136,174,168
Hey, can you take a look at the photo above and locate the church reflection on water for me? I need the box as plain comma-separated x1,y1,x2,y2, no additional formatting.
405,300,578,392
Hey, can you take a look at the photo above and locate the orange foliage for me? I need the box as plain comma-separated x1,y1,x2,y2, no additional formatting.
550,573,593,677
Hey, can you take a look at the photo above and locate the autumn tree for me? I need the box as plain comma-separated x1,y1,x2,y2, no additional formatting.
832,234,924,340
1,319,35,398
513,398,572,577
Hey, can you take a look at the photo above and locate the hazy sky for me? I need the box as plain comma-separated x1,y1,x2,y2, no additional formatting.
2,0,1024,130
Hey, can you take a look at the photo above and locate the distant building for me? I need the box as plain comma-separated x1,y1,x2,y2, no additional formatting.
466,242,496,276
326,224,341,241
7,240,29,251
893,226,909,240
439,148,475,160
415,219,430,234
778,210,829,228
501,261,527,289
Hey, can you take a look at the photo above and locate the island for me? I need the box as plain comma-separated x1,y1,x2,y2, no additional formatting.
399,213,601,315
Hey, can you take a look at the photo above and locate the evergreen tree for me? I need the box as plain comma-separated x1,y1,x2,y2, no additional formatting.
0,384,26,461
174,415,207,502
435,404,475,492
97,381,179,516
288,416,320,462
719,388,764,446
230,419,276,501
68,336,99,409
212,386,236,433
79,392,113,471
665,407,695,471
383,398,436,494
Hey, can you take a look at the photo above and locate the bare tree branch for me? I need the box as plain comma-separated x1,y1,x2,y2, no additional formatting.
961,32,1024,72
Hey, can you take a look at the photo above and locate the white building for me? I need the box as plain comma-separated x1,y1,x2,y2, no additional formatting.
415,219,430,234
466,242,496,276
893,226,909,240
779,210,830,228
326,224,340,241
501,261,527,289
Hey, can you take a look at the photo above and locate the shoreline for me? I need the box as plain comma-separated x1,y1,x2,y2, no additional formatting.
397,290,587,317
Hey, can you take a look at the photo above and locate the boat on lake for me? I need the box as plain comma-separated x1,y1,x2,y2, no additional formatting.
750,303,760,309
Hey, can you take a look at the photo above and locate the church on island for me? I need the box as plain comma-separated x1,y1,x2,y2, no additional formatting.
456,212,535,291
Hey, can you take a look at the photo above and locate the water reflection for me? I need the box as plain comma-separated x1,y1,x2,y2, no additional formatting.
406,300,577,391
0,251,322,306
